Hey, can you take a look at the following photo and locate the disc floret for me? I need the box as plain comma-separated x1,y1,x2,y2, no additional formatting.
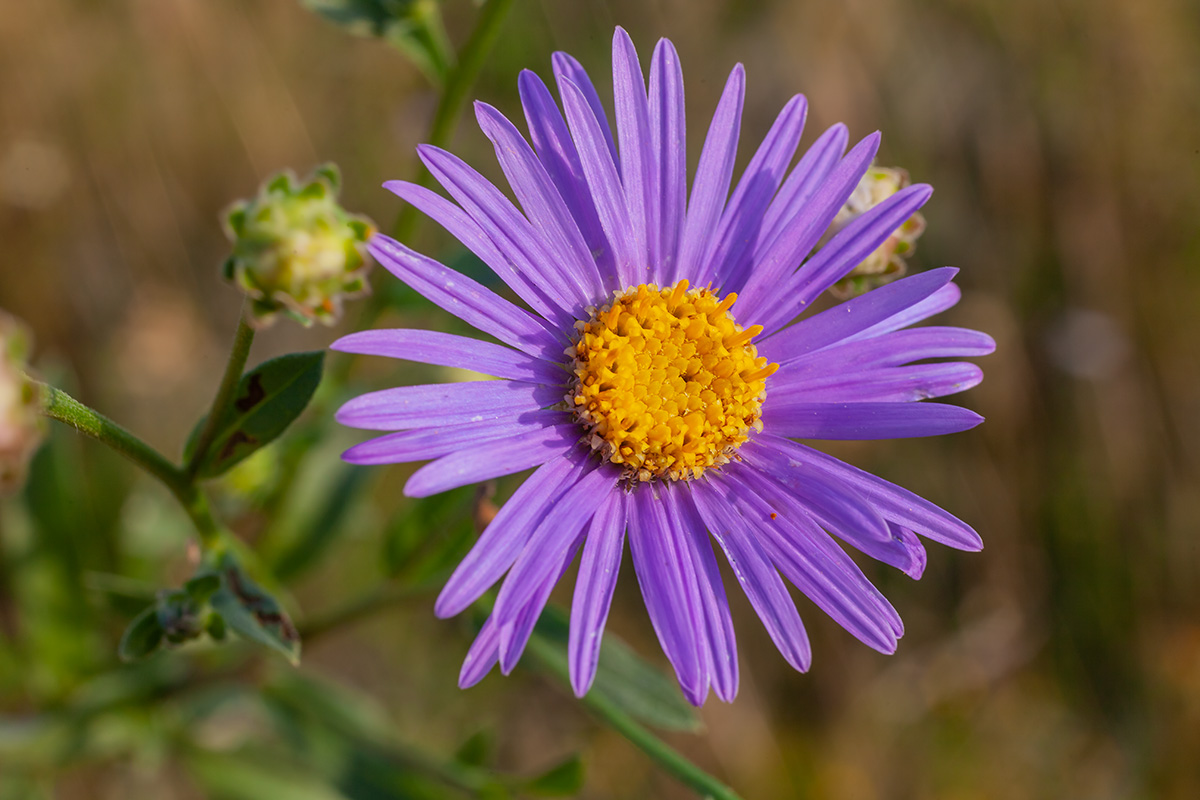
568,280,778,483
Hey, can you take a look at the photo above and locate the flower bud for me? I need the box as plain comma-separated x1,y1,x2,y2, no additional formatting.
222,164,375,327
0,311,46,495
828,165,926,299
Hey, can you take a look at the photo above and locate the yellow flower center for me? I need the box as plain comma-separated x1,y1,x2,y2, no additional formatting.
567,280,778,483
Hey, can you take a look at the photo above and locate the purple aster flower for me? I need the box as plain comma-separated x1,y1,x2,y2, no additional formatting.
333,28,992,705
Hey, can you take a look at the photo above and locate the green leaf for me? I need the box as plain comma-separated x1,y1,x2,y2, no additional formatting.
532,606,702,733
383,486,474,579
299,0,454,84
454,729,494,768
271,464,372,581
208,553,301,665
118,606,164,662
187,352,324,479
186,750,349,800
525,754,585,797
185,574,222,605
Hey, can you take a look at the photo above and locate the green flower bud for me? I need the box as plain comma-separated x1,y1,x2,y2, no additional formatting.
0,311,46,495
828,165,926,299
222,163,375,328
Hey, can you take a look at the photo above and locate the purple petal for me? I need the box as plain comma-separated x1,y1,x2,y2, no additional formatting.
735,132,880,318
418,145,580,324
560,77,638,288
335,380,559,431
675,64,745,288
382,179,534,309
737,443,926,578
784,326,996,373
612,28,657,284
474,102,604,302
768,362,985,403
627,486,708,705
367,235,561,358
761,399,984,440
518,69,617,291
723,467,902,653
689,480,812,672
758,434,983,550
739,438,890,545
343,411,571,465
757,123,849,256
846,282,963,342
753,184,932,327
552,51,618,163
709,94,808,291
498,532,586,675
663,484,739,702
758,267,958,363
492,466,614,639
332,329,566,385
569,490,627,697
648,38,686,284
435,455,584,618
404,424,579,498
459,615,501,688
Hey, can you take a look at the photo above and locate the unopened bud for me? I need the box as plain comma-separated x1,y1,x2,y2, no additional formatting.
828,165,926,299
222,164,375,327
0,311,46,495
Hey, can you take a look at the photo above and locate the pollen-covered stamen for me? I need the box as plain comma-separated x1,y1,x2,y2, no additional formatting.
567,280,777,483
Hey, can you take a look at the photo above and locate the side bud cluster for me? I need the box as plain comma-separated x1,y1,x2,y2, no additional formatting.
0,312,46,495
222,164,375,327
828,165,926,299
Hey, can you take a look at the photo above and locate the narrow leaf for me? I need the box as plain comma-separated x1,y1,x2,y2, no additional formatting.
532,606,701,732
190,352,324,479
208,553,301,665
299,0,455,84
118,606,164,662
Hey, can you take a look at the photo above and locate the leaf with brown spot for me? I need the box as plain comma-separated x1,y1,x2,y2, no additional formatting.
184,351,324,478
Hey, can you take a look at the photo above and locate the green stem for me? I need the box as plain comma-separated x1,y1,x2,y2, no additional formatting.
524,635,741,800
37,383,224,549
298,573,448,641
390,0,518,244
185,313,255,478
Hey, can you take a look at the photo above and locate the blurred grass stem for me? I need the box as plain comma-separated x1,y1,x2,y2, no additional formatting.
298,574,449,641
524,632,742,800
185,310,255,480
37,382,223,549
389,0,518,246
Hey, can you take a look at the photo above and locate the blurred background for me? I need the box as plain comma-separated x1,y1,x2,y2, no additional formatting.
2,0,1199,797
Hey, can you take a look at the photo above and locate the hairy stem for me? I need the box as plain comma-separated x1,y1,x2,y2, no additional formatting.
37,383,224,549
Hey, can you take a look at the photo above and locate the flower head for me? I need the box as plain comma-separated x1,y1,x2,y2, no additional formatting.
334,29,993,705
826,164,927,298
0,311,46,495
222,163,375,327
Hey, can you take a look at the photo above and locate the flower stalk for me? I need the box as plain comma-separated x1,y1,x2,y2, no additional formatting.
185,312,255,480
37,381,224,550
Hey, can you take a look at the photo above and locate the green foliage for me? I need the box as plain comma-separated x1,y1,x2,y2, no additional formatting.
270,463,372,581
117,553,298,664
383,486,476,581
531,606,702,733
299,0,455,84
524,754,585,797
117,606,164,661
186,352,324,479
207,552,301,665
